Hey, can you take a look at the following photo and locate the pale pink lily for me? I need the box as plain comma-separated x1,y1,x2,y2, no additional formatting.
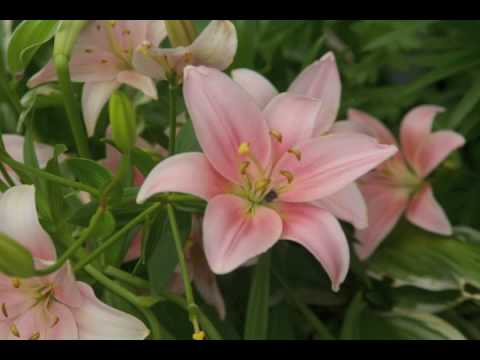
0,185,149,339
168,215,226,320
133,20,237,82
231,52,367,229
0,135,54,186
345,107,466,260
28,20,166,136
137,66,397,290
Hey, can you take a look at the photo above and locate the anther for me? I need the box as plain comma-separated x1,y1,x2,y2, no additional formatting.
193,330,206,340
29,332,40,340
1,303,8,318
239,161,250,175
238,142,250,155
269,129,283,143
255,179,271,192
10,324,20,338
280,170,294,184
51,316,60,328
11,278,20,288
288,148,302,161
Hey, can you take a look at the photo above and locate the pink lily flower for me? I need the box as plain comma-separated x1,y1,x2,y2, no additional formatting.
137,66,397,290
231,52,368,230
345,107,466,260
28,20,166,136
168,215,226,320
0,135,54,186
133,20,237,82
0,185,149,339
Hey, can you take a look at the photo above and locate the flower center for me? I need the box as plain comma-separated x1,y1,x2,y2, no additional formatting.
103,20,134,68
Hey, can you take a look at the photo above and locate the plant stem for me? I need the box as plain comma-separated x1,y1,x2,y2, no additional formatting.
54,54,91,158
168,80,177,155
166,203,202,336
0,150,99,195
35,206,105,276
104,265,222,340
73,202,162,272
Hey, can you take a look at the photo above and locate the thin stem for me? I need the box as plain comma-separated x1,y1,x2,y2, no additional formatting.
0,150,99,196
54,54,91,158
105,266,222,340
138,307,173,340
274,270,335,340
35,206,105,276
166,204,201,336
168,80,177,155
73,202,162,272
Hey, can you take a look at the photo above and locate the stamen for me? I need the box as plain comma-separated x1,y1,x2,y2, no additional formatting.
288,148,302,161
1,303,8,318
29,332,40,340
10,324,20,338
141,40,153,49
255,179,271,193
238,142,250,155
280,170,294,184
11,278,20,288
51,316,60,328
193,330,206,340
239,161,250,175
269,129,283,143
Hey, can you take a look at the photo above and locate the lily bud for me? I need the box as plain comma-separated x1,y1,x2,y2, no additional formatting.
108,90,136,152
165,20,197,47
0,233,35,278
53,20,88,59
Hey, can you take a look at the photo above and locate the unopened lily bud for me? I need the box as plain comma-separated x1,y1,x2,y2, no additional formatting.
165,20,197,47
53,20,88,59
108,90,136,152
0,233,35,278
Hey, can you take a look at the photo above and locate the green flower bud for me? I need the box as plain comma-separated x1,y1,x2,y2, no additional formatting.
0,233,35,278
109,90,136,152
165,20,197,47
53,20,88,59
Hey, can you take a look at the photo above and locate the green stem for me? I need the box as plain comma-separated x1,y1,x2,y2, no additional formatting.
166,204,201,335
73,202,162,272
104,266,222,340
0,53,21,116
54,54,91,158
274,270,335,340
0,150,99,195
168,80,177,155
35,206,105,276
138,307,173,340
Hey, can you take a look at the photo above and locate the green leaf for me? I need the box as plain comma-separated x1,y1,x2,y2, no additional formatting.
64,157,112,191
244,252,271,340
0,232,35,278
174,115,200,154
146,209,191,294
340,293,367,340
367,221,480,291
7,20,62,76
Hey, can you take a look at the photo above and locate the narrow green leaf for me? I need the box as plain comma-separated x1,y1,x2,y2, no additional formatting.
174,116,200,154
65,157,113,190
340,293,366,340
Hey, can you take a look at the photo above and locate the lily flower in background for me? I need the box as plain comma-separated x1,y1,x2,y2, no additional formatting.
231,52,367,229
28,20,166,136
0,185,149,339
168,215,226,320
133,20,237,83
137,66,397,291
345,106,465,260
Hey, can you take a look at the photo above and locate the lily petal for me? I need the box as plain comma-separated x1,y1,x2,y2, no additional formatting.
0,185,56,261
44,302,78,340
132,46,167,80
203,194,282,274
82,80,120,136
116,70,158,99
313,182,368,229
355,182,410,260
3,134,54,168
231,68,278,109
280,202,350,291
274,133,398,203
264,93,321,162
183,65,271,184
52,263,83,308
406,183,452,236
348,109,397,145
73,282,149,340
413,131,465,178
288,52,341,135
137,152,228,203
399,105,445,169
